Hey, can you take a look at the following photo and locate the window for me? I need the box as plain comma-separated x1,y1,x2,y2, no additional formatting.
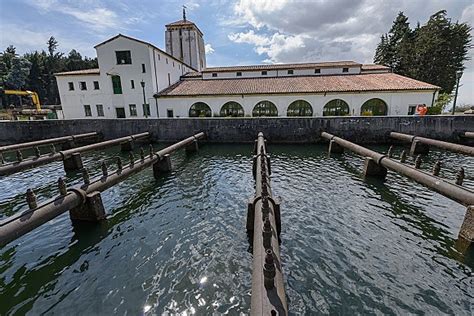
252,100,278,117
220,101,244,117
168,73,171,85
262,71,267,76
287,70,294,75
129,104,137,116
84,105,92,117
361,98,388,116
173,61,175,67
167,109,174,117
189,102,212,117
212,73,217,77
116,50,132,64
166,58,168,64
141,63,146,73
323,99,350,116
315,69,321,74
287,100,313,116
143,104,151,117
116,107,126,118
408,105,417,115
96,104,104,117
111,75,122,94
236,72,242,77
342,67,349,73
93,81,100,90
68,82,74,91
79,81,87,90
131,80,135,89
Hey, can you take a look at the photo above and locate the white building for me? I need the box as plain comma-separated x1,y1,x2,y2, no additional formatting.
55,16,439,119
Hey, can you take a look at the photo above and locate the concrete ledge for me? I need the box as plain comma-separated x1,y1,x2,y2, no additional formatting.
0,115,472,144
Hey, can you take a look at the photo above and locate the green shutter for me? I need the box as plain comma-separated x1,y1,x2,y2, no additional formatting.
112,75,122,94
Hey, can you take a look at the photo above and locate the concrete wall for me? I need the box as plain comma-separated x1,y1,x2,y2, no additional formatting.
0,116,472,145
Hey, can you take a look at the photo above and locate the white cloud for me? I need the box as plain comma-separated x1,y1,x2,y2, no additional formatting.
460,4,474,23
227,0,474,103
205,43,215,54
229,31,307,63
27,0,121,32
228,30,271,46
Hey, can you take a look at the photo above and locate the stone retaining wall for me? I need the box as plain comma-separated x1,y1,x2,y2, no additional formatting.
0,116,472,145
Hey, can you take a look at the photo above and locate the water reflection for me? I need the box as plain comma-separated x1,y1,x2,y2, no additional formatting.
0,144,472,315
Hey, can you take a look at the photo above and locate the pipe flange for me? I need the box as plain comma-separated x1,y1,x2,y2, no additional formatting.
377,155,387,165
251,195,279,209
254,152,268,160
68,187,87,205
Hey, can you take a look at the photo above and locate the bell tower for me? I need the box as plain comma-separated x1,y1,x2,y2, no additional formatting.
165,7,206,71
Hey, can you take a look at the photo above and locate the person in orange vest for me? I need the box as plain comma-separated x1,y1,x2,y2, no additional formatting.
415,104,428,116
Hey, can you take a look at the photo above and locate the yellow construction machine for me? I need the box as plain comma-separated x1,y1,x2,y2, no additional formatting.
0,89,52,120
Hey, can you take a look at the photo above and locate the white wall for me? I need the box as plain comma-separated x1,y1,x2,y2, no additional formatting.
56,74,109,119
157,90,437,118
202,66,360,79
166,27,205,71
57,36,191,119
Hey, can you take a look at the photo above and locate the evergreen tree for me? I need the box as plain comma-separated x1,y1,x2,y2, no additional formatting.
2,37,98,105
374,10,471,94
374,12,412,70
5,57,31,90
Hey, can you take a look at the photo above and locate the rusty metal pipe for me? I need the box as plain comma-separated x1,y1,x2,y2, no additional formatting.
390,132,474,156
0,132,150,176
322,132,474,206
464,132,474,139
0,132,205,246
0,132,98,153
250,132,288,315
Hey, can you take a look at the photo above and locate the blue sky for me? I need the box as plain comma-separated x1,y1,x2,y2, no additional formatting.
1,0,473,105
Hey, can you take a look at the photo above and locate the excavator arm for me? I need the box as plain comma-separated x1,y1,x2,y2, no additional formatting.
2,89,42,111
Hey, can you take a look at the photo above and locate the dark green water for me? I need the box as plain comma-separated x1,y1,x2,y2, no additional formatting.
0,144,473,315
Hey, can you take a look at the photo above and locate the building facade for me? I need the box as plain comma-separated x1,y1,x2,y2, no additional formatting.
55,18,439,119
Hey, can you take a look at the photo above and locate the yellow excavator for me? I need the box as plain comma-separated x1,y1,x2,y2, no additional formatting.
0,89,52,120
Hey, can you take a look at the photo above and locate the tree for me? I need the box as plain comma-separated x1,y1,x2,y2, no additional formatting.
374,12,412,70
2,37,98,105
374,10,471,94
47,37,58,57
428,92,453,114
5,57,31,89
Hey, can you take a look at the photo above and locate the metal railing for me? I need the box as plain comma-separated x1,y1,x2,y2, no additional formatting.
249,132,288,315
0,132,205,246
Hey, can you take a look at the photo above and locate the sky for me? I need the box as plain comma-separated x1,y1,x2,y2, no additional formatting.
1,0,473,105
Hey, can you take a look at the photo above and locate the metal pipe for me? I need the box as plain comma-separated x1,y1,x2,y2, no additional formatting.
250,132,288,315
0,132,98,153
0,132,205,246
0,132,150,176
464,132,474,139
322,132,474,206
390,132,474,156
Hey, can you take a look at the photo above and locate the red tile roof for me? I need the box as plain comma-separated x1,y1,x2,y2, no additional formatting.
159,73,439,97
203,61,361,72
55,68,100,76
361,64,390,72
